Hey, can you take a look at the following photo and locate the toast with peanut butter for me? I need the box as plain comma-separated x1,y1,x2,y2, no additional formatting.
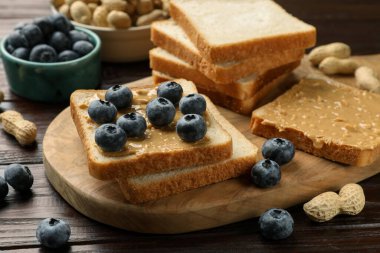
251,79,380,166
151,19,305,84
170,0,316,63
120,105,258,204
70,79,233,180
150,47,301,101
153,71,294,115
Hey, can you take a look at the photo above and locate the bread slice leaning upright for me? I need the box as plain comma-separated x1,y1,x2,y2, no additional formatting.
119,103,259,204
170,0,316,63
70,79,232,180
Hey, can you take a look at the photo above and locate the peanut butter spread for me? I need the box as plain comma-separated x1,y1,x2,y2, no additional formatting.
76,86,215,158
253,79,380,150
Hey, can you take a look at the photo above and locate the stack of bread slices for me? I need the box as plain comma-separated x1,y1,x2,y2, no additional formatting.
149,0,317,115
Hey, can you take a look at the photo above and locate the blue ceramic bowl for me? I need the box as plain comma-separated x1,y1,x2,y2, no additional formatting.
0,27,101,102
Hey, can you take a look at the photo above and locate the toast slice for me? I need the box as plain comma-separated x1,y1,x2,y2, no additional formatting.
170,0,316,63
118,103,258,204
251,79,380,167
70,79,233,180
153,70,296,115
150,47,301,100
151,19,305,84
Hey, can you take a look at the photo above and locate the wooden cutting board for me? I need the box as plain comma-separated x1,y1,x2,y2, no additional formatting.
43,55,380,234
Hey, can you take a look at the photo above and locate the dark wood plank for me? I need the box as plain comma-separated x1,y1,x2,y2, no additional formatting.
1,164,380,252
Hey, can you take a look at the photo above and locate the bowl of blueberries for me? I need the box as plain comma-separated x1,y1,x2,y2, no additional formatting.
0,14,101,103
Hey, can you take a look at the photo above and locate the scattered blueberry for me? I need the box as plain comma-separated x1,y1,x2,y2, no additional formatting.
262,138,295,165
146,97,176,127
88,99,117,124
4,164,33,192
20,24,44,47
29,44,57,63
157,81,183,105
176,114,207,142
117,112,147,138
0,176,9,201
179,93,207,115
250,159,281,188
259,208,294,240
36,218,71,249
69,30,89,43
34,17,54,37
95,124,127,152
105,85,133,109
58,50,80,62
50,14,72,33
12,47,30,60
49,31,71,53
7,31,28,49
73,40,94,56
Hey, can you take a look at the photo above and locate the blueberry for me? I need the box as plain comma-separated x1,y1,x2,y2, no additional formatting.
262,138,295,165
21,24,44,47
69,30,89,43
14,22,27,31
12,47,29,60
29,44,57,63
157,81,183,105
34,17,54,37
176,114,207,142
58,50,80,62
73,40,94,56
4,164,33,192
7,31,29,48
179,93,207,115
105,85,133,109
259,208,294,240
117,112,147,138
6,44,15,54
50,14,73,33
146,97,176,127
49,31,71,53
88,99,117,124
36,218,71,248
250,159,281,188
0,176,9,201
95,124,127,152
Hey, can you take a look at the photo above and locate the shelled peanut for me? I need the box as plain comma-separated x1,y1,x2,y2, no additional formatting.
303,183,365,222
54,0,169,29
0,110,37,146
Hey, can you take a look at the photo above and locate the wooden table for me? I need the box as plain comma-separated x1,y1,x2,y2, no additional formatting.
1,0,380,252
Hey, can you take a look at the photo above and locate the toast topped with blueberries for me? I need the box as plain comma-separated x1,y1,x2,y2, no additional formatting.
70,79,233,180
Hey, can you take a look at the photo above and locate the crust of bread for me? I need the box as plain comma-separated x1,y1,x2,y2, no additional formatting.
150,48,301,100
118,107,258,204
170,1,316,63
250,117,380,167
152,66,297,115
70,79,233,180
151,20,305,84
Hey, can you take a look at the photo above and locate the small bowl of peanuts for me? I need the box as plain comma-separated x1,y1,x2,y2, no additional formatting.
51,0,169,62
